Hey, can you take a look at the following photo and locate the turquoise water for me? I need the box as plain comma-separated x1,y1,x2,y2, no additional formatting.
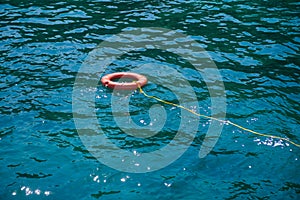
1,0,300,199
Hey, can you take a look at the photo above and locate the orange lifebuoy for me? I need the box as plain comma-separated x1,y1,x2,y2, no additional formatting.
101,72,148,90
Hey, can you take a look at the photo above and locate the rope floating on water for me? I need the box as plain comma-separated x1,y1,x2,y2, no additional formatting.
137,85,300,148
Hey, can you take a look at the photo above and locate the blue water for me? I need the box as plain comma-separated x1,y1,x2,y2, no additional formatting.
1,0,300,199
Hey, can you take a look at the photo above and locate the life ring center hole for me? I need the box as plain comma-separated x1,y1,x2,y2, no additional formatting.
111,77,138,83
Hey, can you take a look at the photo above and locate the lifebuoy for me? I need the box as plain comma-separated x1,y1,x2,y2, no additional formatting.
101,72,148,90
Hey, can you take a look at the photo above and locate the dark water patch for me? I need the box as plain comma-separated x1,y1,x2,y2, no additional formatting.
16,172,52,179
7,163,22,168
30,157,47,163
91,190,121,199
